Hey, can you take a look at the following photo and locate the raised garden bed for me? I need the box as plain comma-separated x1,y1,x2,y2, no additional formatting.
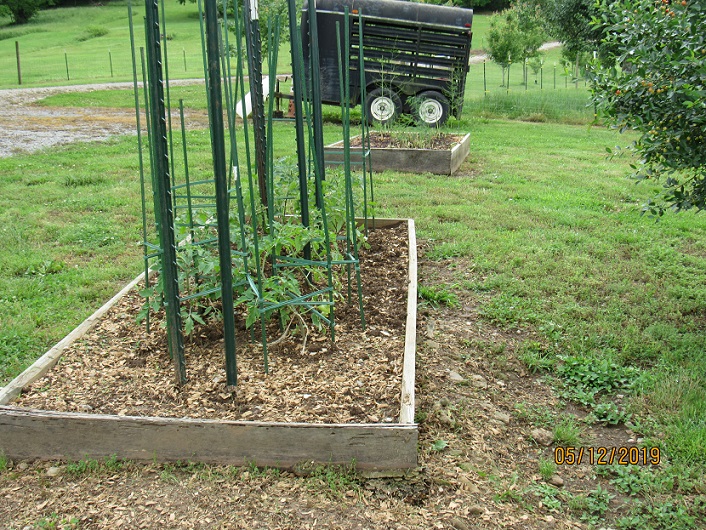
325,132,470,175
0,219,418,474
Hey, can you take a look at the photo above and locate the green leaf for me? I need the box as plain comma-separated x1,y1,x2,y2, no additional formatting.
431,439,449,452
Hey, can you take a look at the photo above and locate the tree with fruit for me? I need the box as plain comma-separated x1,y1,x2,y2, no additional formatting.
591,0,706,214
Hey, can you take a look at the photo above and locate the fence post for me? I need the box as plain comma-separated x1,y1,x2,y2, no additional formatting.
507,63,511,94
183,48,187,71
483,60,487,96
15,41,22,85
65,51,70,81
109,50,114,77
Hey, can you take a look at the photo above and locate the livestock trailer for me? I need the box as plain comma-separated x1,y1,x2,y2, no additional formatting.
301,0,473,126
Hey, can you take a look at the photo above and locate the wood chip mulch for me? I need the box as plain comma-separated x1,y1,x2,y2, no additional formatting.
16,223,409,425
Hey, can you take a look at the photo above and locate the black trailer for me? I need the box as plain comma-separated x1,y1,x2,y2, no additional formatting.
301,0,473,127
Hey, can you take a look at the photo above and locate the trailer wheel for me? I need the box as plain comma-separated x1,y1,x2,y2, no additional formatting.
415,91,450,127
366,88,402,126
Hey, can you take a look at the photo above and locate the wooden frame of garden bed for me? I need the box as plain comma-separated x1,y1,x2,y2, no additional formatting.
325,133,471,176
0,219,418,474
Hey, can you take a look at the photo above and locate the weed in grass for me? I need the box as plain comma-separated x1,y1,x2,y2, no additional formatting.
23,260,66,277
425,242,474,260
33,513,80,529
65,454,124,476
553,417,584,446
465,90,595,126
579,485,614,526
65,458,100,476
244,460,281,479
557,356,639,396
418,284,459,308
518,340,555,373
0,452,8,471
538,457,557,481
588,401,632,426
616,499,697,530
431,439,449,452
480,293,540,329
527,482,565,512
63,174,105,188
76,25,109,42
556,355,640,423
159,463,180,484
300,462,360,499
513,402,556,427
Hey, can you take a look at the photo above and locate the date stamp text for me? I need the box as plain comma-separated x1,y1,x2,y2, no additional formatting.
554,446,660,466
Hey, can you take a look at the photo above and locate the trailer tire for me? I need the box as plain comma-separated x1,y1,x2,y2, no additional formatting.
415,91,450,127
366,88,402,126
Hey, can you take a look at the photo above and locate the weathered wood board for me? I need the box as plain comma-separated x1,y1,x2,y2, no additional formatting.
325,133,471,176
0,406,417,470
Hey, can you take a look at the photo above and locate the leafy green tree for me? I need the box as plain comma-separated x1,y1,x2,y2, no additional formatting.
487,2,546,85
543,0,602,58
0,0,50,24
591,0,706,214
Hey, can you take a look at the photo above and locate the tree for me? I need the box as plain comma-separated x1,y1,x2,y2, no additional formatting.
591,0,706,215
487,2,546,85
543,0,602,58
0,0,50,24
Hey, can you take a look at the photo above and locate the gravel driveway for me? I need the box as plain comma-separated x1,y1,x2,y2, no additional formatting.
0,80,204,158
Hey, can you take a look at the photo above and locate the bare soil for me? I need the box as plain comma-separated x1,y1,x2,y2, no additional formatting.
350,132,465,151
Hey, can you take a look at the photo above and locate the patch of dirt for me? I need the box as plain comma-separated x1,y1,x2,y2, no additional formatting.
16,224,409,424
350,131,464,150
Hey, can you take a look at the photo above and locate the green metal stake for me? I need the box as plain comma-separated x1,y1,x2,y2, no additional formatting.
129,0,151,334
109,50,114,78
144,0,186,385
287,0,311,263
243,0,269,209
308,0,326,210
204,0,238,388
65,51,70,81
357,12,372,234
159,0,177,193
265,16,281,225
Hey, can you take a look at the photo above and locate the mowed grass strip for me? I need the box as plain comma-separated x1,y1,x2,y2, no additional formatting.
0,138,145,384
372,118,706,466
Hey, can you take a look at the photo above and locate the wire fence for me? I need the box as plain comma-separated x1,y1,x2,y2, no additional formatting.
463,59,596,124
0,40,204,86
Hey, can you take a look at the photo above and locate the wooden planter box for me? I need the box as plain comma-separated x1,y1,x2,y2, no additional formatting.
325,132,470,176
0,219,418,475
